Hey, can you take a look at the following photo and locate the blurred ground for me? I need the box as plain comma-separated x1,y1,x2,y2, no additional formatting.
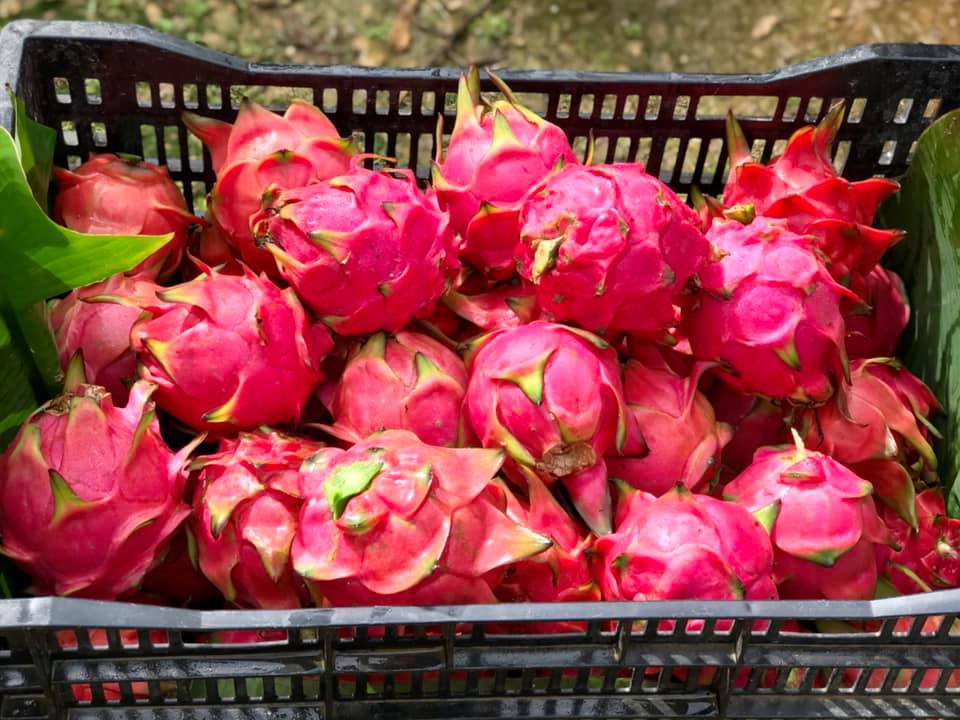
3,0,960,72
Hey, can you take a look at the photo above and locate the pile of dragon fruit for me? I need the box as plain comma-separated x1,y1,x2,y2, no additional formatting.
1,67,955,614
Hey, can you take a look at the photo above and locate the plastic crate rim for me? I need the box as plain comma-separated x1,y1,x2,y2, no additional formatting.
0,592,957,630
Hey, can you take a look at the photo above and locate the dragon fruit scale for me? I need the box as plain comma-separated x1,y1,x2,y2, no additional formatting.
130,263,331,434
682,216,858,403
464,321,627,535
291,430,552,606
252,163,459,335
192,431,326,609
442,283,540,333
605,343,733,497
327,330,469,448
54,153,196,280
518,162,710,338
0,362,198,598
184,98,356,275
48,272,159,406
724,104,901,284
592,483,778,602
433,67,578,279
723,431,894,601
796,358,940,526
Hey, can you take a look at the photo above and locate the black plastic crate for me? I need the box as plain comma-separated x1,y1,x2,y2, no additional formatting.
1,18,960,720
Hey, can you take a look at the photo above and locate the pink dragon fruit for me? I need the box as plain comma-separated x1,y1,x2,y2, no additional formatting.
495,468,598,603
491,468,598,633
184,99,355,275
327,330,469,448
251,163,458,334
517,163,709,338
0,362,198,598
291,430,552,606
433,67,577,278
592,483,778,601
707,380,787,477
682,216,858,403
464,321,627,534
48,272,159,406
724,105,901,284
796,358,940,526
844,265,910,359
192,431,325,609
130,263,330,434
53,153,195,279
605,343,732,496
723,432,894,600
877,488,960,594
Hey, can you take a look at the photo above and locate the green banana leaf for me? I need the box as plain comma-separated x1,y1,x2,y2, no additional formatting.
11,90,55,212
879,108,960,516
11,300,60,397
0,311,38,447
0,310,38,598
10,94,63,395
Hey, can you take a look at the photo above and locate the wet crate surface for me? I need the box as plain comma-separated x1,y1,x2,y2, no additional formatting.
1,18,960,720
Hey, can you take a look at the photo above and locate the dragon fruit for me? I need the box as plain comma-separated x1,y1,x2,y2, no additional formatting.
593,483,778,601
130,263,330,433
251,164,458,334
0,363,197,598
192,431,326,609
291,430,551,605
464,321,627,534
877,488,960,594
53,153,195,280
433,67,577,278
517,163,709,338
845,265,910,359
707,380,787,477
492,467,598,633
682,216,857,403
48,272,159,406
605,343,732,496
723,432,893,600
796,358,940,525
724,105,901,284
184,99,355,275
327,330,468,447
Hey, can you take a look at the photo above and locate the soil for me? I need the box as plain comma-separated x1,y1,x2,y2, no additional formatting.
3,0,959,73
